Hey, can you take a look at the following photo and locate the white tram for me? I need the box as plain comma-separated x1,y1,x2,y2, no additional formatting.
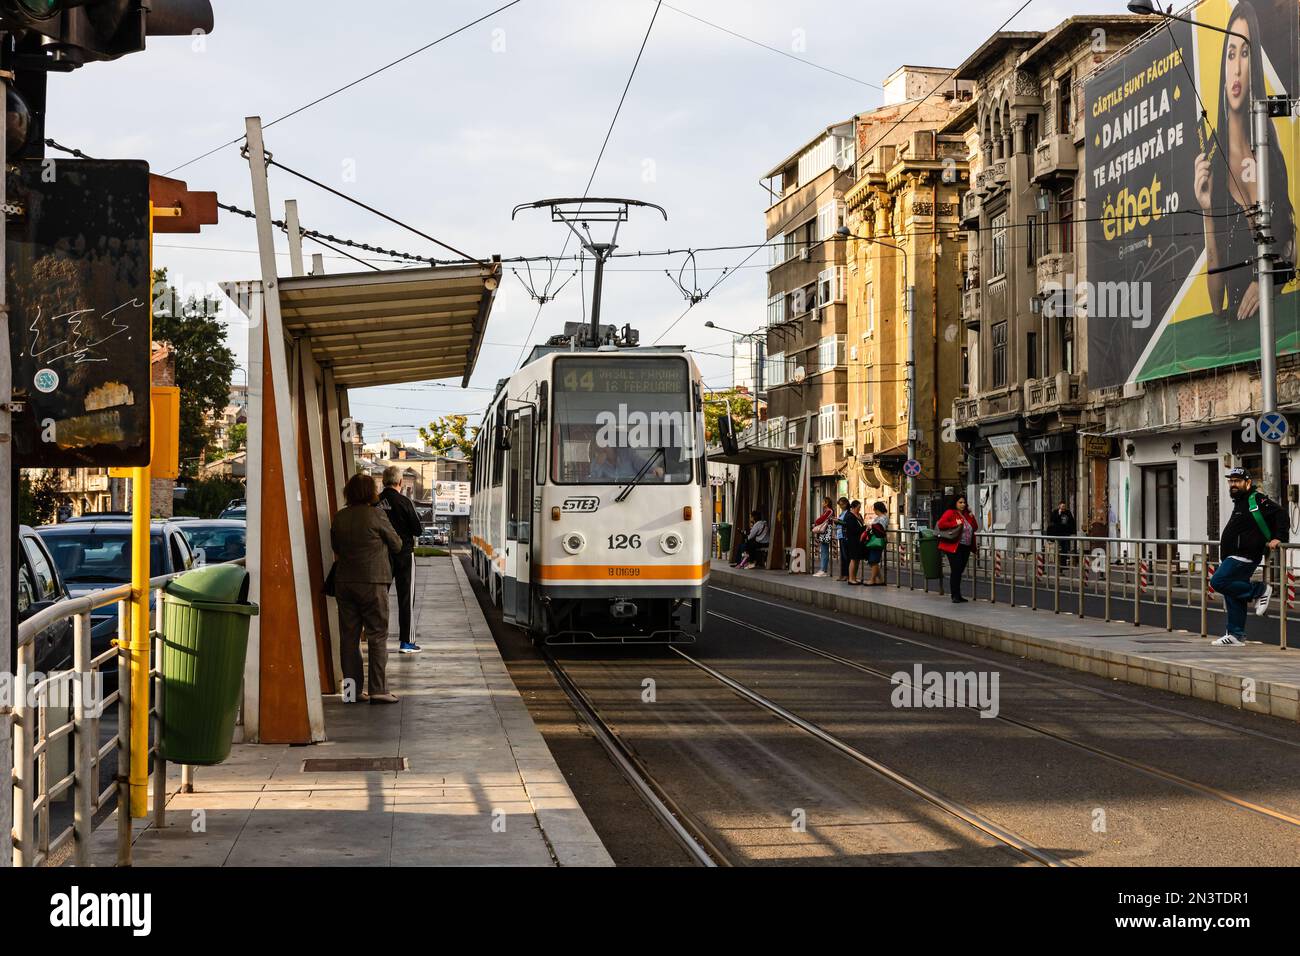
471,331,709,643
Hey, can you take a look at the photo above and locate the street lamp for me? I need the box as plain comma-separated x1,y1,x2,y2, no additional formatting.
837,225,919,524
1124,0,1290,500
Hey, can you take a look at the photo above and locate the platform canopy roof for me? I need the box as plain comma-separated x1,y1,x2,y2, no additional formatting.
223,260,501,389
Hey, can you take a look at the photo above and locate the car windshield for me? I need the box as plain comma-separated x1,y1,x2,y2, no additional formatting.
183,527,247,562
551,357,695,485
44,532,166,584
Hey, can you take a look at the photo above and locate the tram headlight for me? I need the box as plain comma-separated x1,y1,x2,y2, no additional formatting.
659,531,683,555
562,531,586,555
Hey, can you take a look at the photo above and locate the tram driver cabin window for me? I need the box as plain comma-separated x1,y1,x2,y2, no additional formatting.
551,357,694,485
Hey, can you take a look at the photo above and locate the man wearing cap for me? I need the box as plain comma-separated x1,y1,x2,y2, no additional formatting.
1209,467,1288,645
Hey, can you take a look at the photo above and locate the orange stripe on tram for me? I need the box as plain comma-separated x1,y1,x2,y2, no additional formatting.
534,563,709,581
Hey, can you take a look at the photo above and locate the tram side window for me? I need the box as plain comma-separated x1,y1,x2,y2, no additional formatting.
536,383,548,487
491,399,505,488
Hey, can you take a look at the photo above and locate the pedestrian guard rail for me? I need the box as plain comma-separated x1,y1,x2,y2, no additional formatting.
8,559,245,867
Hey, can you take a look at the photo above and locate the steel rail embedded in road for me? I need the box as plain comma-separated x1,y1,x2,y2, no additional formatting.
708,608,1300,833
541,650,724,867
710,585,1300,752
666,646,1067,867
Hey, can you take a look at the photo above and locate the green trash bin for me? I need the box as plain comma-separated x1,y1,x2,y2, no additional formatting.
918,529,944,580
160,565,259,766
717,522,733,558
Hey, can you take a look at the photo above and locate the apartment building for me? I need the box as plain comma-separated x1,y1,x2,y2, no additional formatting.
843,69,973,525
951,17,1151,537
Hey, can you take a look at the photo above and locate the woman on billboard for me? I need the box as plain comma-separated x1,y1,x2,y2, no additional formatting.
1194,0,1295,323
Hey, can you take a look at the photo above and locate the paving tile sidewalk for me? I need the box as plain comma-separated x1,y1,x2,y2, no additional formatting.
710,560,1300,723
91,556,612,867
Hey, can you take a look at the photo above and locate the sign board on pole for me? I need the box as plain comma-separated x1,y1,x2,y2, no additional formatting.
1259,412,1289,444
434,480,471,516
7,159,152,466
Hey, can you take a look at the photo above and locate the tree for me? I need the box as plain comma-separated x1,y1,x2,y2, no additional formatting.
175,478,246,519
151,268,236,479
703,389,755,444
18,470,62,526
228,422,247,451
419,414,477,459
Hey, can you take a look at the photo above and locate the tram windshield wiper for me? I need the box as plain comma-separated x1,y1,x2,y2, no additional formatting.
615,447,665,503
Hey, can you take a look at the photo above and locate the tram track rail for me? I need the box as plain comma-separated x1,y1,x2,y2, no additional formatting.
706,606,1300,833
540,649,726,867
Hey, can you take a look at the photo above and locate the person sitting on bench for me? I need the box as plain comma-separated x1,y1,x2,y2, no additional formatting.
733,510,769,570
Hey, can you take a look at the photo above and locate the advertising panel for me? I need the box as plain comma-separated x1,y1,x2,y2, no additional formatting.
1083,0,1299,388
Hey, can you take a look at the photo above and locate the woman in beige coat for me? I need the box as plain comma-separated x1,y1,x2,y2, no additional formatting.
331,473,403,703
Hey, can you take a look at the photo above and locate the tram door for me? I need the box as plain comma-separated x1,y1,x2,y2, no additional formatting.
503,408,534,626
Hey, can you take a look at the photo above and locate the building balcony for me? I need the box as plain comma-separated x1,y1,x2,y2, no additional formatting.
960,189,982,225
954,396,979,426
961,285,981,330
1036,251,1075,295
1032,134,1078,183
1024,371,1085,414
974,161,1008,195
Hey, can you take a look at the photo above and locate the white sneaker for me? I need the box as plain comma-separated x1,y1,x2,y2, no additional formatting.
812,571,827,577
1212,634,1245,646
1255,584,1273,616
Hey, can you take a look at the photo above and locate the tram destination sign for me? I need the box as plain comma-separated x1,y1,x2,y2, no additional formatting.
556,357,687,394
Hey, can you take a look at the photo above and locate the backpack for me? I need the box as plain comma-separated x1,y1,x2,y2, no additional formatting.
1248,491,1272,540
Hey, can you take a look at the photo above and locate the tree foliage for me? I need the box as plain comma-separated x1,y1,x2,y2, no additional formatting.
419,414,477,459
151,268,235,478
227,422,247,451
703,389,755,443
175,478,246,519
18,470,62,526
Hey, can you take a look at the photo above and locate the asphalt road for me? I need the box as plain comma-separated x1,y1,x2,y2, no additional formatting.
465,556,1300,866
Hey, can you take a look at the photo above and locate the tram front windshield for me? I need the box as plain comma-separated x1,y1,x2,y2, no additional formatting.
552,357,694,485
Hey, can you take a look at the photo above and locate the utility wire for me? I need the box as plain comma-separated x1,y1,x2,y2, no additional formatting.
515,0,664,367
653,0,1040,343
163,0,528,176
659,0,883,91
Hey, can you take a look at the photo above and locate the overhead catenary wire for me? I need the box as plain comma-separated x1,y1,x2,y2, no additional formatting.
514,0,665,367
162,0,529,176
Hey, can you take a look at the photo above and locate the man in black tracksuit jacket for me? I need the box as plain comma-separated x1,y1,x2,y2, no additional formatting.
1209,467,1288,645
379,467,425,653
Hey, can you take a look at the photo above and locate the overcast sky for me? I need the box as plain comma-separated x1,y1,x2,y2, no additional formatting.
46,0,1130,446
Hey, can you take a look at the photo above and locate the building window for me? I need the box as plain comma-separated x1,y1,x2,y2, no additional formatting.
990,212,1007,278
767,294,784,326
1026,214,1037,266
1027,331,1038,380
816,334,845,373
992,321,1008,387
816,200,845,242
1057,74,1072,134
768,351,785,388
863,368,874,417
818,404,840,444
770,234,784,269
866,282,875,336
818,266,845,305
787,422,798,448
961,346,970,390
1064,318,1075,374
1057,184,1075,255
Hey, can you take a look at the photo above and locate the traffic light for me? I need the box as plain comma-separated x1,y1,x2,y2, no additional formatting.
0,0,213,67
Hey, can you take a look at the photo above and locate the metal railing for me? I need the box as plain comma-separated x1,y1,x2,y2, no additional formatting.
10,559,244,867
884,530,1294,648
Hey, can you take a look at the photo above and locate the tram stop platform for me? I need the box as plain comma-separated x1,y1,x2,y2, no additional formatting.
709,559,1300,725
92,555,613,867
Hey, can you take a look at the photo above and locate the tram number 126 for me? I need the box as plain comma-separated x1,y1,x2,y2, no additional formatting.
608,534,642,550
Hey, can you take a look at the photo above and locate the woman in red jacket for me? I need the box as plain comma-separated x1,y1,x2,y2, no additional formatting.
936,494,978,603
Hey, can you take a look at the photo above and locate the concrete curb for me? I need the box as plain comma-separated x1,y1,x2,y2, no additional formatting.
710,567,1300,724
450,557,615,866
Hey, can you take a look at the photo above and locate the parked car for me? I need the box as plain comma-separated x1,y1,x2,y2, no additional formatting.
16,525,74,673
173,518,247,564
36,519,197,663
218,505,247,520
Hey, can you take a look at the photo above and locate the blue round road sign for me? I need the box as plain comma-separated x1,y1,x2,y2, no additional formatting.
904,458,922,478
1259,412,1288,444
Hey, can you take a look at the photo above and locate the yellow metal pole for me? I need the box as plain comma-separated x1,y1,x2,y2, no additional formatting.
129,204,157,817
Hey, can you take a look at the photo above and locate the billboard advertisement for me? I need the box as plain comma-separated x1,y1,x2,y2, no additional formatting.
1083,0,1299,388
434,480,471,516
